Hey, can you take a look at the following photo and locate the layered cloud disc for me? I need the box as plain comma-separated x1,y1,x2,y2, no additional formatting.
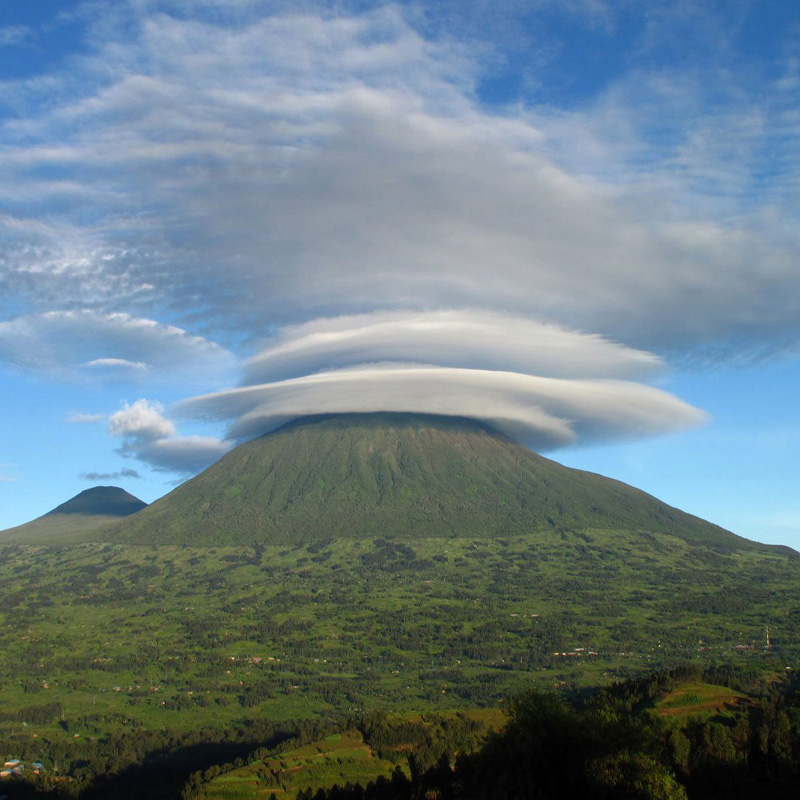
244,310,664,384
97,311,704,473
175,311,707,452
183,364,706,452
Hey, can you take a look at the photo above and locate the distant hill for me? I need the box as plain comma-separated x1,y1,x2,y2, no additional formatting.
101,413,771,552
0,486,147,544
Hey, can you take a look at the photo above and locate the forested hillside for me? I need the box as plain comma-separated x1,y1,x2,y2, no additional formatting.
190,666,800,800
99,414,771,551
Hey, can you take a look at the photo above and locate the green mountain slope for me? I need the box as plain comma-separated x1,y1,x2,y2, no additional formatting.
0,486,146,544
101,413,766,551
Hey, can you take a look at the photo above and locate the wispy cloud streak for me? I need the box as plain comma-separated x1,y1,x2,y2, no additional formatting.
0,311,235,383
79,468,141,481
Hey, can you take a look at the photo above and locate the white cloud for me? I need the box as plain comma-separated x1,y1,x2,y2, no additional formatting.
84,358,148,371
96,309,702,472
183,364,706,451
0,310,235,383
109,398,231,473
109,399,176,441
2,3,798,477
0,6,798,363
0,26,32,47
168,310,696,456
244,310,664,384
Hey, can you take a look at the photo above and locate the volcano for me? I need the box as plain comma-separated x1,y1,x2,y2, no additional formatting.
0,486,146,544
100,413,769,552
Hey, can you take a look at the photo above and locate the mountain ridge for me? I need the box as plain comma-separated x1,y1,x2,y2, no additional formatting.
98,412,776,552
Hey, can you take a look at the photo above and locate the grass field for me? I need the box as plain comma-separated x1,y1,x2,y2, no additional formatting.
202,730,404,800
655,681,754,719
1,527,798,791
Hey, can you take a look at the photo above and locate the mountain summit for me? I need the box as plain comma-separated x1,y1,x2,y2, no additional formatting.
0,485,146,544
102,413,765,551
50,486,147,517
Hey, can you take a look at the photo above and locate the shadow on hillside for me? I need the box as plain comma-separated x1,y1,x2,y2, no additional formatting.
3,733,289,800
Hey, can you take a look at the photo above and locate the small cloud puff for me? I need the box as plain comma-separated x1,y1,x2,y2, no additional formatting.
129,435,232,474
110,399,176,441
0,26,32,47
109,399,231,474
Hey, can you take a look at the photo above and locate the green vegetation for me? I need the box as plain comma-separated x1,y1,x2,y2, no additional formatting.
2,414,800,797
192,666,800,800
195,711,501,800
201,730,402,800
98,414,773,551
0,528,799,796
655,682,751,718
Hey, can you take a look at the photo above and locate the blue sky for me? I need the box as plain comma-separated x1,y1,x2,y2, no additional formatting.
1,0,799,548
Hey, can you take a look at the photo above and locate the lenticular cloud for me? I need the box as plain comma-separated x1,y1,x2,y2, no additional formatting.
180,310,706,450
243,310,664,383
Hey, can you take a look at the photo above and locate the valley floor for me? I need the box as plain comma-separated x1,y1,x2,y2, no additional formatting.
1,531,799,797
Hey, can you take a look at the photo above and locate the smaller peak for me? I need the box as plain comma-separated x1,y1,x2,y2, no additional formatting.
48,486,147,518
